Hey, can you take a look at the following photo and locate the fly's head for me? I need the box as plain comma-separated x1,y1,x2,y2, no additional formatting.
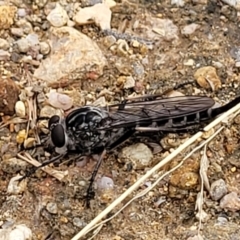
48,115,68,153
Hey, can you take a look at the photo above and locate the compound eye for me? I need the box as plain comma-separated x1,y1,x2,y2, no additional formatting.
51,124,65,148
48,115,60,129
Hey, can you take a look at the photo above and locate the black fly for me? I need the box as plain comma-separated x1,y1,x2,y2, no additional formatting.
21,94,240,206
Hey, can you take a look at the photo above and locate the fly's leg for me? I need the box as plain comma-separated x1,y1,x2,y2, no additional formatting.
19,153,67,181
146,79,196,95
85,129,135,207
117,80,196,108
172,79,196,91
86,150,106,207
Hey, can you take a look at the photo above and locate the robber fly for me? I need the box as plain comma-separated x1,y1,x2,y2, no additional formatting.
22,94,240,206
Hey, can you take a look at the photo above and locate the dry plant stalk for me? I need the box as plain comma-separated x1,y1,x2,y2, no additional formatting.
26,90,41,144
196,145,208,233
71,101,240,240
0,117,27,129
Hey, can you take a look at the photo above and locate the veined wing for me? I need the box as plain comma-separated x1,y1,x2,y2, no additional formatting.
100,95,215,129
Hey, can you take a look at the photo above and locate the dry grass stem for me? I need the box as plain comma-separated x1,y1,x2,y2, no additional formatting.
0,117,27,129
196,145,208,234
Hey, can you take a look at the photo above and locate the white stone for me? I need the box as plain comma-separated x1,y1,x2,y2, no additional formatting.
15,101,26,118
73,3,111,30
47,3,69,27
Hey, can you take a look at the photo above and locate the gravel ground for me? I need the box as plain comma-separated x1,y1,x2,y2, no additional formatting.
1,0,240,239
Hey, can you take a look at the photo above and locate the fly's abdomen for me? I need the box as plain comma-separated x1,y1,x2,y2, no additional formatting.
154,96,240,131
150,108,218,132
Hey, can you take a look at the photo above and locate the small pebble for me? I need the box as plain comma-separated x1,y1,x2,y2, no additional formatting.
26,33,39,46
134,80,144,93
230,46,240,61
194,66,221,91
36,54,43,60
48,92,73,110
171,0,185,7
181,23,199,35
72,217,86,228
24,138,36,149
35,0,48,8
73,3,111,30
38,120,49,134
47,3,69,27
228,150,240,167
220,192,240,212
39,41,50,55
97,176,115,204
0,77,19,115
0,50,10,60
11,28,24,37
15,101,26,118
7,224,32,240
116,39,129,56
7,175,27,194
183,59,195,66
46,202,58,214
212,61,223,68
216,216,228,225
17,8,27,17
11,52,22,63
133,62,145,77
124,76,135,89
210,179,228,201
40,105,59,118
0,38,9,50
97,176,114,190
16,129,27,144
103,35,116,48
16,19,33,34
141,57,149,65
235,61,240,67
21,56,40,66
120,143,153,170
132,40,140,48
1,158,28,174
93,96,106,107
16,38,29,53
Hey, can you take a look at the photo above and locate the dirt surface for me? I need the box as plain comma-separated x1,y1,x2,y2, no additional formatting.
1,0,240,240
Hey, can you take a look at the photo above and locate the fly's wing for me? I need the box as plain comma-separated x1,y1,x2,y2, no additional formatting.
100,95,215,129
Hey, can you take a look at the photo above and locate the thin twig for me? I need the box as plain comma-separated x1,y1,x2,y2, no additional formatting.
0,118,27,129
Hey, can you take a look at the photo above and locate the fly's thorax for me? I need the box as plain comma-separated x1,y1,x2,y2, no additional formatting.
63,106,111,152
66,106,109,130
